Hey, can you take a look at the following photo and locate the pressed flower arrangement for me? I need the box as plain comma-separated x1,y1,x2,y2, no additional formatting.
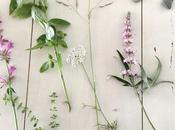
110,12,174,130
9,0,72,112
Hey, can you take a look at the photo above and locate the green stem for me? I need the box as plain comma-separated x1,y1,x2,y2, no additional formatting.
9,85,19,130
87,0,100,127
135,90,156,130
54,47,71,112
82,64,112,127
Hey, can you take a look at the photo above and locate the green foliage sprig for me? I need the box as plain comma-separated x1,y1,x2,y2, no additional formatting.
49,92,59,129
3,95,42,130
9,0,72,112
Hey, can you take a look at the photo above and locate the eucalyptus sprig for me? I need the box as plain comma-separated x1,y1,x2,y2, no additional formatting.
9,0,72,112
110,12,174,130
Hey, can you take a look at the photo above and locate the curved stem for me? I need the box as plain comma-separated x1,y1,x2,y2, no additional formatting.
87,0,100,128
135,90,156,130
54,47,71,112
82,64,112,127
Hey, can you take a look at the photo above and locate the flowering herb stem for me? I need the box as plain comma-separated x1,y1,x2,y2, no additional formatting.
54,47,71,111
5,62,19,130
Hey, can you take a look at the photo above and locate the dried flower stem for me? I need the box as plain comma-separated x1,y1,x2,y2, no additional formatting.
81,64,112,127
54,47,71,111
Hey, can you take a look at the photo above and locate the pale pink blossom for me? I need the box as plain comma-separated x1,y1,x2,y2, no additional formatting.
8,65,16,76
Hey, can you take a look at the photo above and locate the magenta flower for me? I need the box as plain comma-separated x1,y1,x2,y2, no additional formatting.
8,65,16,76
0,76,7,88
0,36,14,62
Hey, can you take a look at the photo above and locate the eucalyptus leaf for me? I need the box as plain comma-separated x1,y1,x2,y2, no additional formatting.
48,18,70,26
40,61,49,73
12,3,34,18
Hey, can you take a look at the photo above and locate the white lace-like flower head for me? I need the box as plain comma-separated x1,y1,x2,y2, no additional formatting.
67,45,86,67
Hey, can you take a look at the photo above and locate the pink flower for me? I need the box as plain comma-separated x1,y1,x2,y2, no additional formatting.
0,37,14,62
7,41,14,51
8,65,16,76
123,57,137,65
124,47,135,55
0,76,7,88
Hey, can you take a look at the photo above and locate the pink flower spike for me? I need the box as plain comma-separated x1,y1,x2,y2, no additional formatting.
0,76,6,83
8,65,16,76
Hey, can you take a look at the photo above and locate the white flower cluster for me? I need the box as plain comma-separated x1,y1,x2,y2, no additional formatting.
67,45,86,67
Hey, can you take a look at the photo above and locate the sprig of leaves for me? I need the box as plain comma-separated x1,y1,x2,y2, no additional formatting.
9,0,72,112
3,94,42,130
49,92,59,129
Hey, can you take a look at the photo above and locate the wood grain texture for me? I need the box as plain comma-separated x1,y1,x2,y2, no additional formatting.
0,0,174,130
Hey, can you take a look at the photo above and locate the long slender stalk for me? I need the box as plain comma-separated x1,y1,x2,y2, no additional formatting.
87,0,100,129
54,47,71,111
82,64,112,127
5,62,19,130
135,90,156,130
9,85,19,130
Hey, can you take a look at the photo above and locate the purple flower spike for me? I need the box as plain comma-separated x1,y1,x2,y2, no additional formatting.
121,12,138,78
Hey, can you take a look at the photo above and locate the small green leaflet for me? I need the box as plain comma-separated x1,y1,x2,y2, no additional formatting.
9,0,18,14
40,61,49,73
116,50,130,70
48,18,71,26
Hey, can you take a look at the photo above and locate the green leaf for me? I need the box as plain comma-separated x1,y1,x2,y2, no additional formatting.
38,0,48,12
116,50,130,70
31,6,47,23
58,40,68,48
48,18,70,26
9,0,18,14
110,75,132,86
140,65,150,91
27,34,46,50
12,3,34,18
40,61,49,73
150,56,162,87
154,81,174,86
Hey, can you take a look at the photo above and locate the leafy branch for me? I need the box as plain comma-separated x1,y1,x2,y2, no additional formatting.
9,0,72,112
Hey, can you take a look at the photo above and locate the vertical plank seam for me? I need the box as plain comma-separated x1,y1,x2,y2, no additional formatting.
141,0,144,130
23,0,35,129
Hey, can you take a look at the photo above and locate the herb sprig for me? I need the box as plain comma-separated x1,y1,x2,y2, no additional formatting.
9,0,72,112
